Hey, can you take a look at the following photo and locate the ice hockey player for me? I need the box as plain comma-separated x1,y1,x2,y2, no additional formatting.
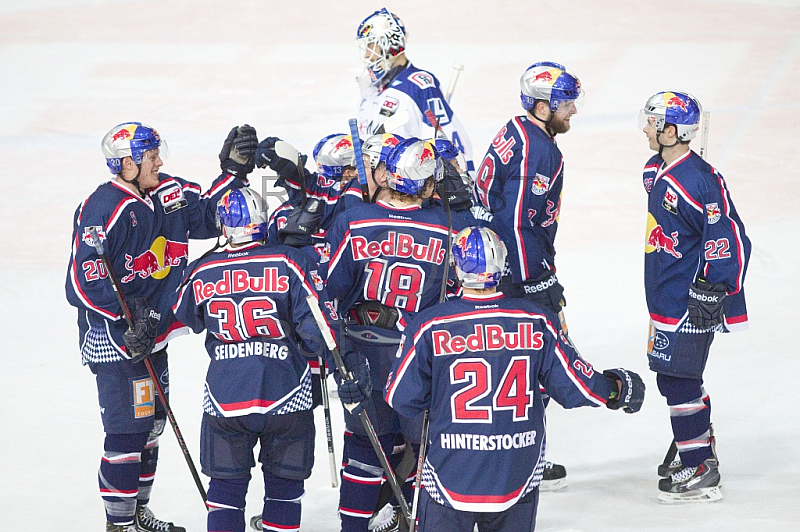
638,91,750,503
66,122,257,531
385,226,645,531
355,8,475,173
172,187,338,532
473,61,583,489
324,138,474,532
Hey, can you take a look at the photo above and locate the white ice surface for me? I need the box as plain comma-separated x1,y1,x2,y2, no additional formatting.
1,0,798,530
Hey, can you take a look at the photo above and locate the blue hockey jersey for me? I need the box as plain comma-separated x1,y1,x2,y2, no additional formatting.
642,150,750,332
357,62,474,172
172,241,337,417
66,173,244,364
474,117,564,284
385,292,613,512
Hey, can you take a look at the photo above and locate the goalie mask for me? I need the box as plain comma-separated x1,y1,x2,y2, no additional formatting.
357,8,406,85
216,188,268,244
313,134,356,178
639,91,702,142
452,227,507,289
101,122,168,175
385,138,442,195
520,62,583,113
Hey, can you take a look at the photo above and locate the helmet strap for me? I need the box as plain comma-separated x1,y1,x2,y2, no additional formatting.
530,104,556,137
120,162,147,197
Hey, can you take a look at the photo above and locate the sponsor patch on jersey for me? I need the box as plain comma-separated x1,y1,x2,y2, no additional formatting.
380,96,399,117
531,173,550,195
706,203,721,224
132,377,155,419
159,185,188,214
82,226,106,246
662,187,678,214
408,71,435,89
310,270,324,291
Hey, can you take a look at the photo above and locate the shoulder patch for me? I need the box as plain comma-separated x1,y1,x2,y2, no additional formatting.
159,184,188,214
408,71,436,89
380,96,400,117
706,203,721,224
662,187,678,214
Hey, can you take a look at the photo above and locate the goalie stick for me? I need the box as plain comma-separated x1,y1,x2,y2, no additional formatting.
87,228,208,508
445,63,464,103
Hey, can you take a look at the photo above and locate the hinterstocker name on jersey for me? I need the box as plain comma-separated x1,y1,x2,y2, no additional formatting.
214,340,288,361
352,231,445,265
194,268,289,304
440,430,538,451
432,323,544,356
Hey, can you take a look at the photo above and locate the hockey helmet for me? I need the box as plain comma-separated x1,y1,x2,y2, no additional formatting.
363,133,405,170
452,227,507,289
357,8,406,85
216,188,268,244
385,138,442,195
101,122,167,175
639,91,702,142
313,134,356,178
520,62,583,112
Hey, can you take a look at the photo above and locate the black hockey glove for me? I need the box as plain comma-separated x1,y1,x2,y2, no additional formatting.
278,199,322,247
336,353,372,414
522,271,566,314
255,137,307,179
603,368,645,414
687,279,727,329
219,124,258,178
436,160,473,212
123,298,161,363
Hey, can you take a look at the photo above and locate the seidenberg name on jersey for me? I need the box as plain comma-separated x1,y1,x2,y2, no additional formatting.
214,340,289,361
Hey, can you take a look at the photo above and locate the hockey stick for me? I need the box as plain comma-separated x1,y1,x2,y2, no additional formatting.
445,63,464,103
699,111,711,160
87,228,208,508
348,118,372,203
424,109,454,304
304,294,412,527
318,354,339,488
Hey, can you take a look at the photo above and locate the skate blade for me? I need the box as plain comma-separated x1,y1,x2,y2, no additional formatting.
539,477,568,492
658,486,723,504
249,515,262,531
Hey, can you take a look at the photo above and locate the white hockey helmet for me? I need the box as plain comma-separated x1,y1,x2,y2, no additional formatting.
356,8,406,85
313,134,356,178
639,91,703,142
216,188,268,244
452,227,507,289
363,133,405,170
101,122,168,174
385,138,442,195
520,62,583,112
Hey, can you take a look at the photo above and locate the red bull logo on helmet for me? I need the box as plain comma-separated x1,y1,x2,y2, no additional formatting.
219,190,233,211
111,127,133,143
454,228,473,256
664,92,688,112
120,236,189,283
419,142,436,163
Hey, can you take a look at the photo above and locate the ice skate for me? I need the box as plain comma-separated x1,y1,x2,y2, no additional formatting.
135,505,186,532
106,523,138,532
658,425,718,477
369,503,400,532
657,457,722,504
539,461,567,491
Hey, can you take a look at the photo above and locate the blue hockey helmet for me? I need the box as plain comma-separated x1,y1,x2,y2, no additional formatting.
363,132,405,170
357,8,406,85
385,138,442,195
452,227,507,289
313,134,356,178
101,122,167,174
216,188,268,244
639,91,703,142
520,62,583,112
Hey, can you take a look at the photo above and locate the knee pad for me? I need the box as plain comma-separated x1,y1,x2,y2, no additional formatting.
656,374,703,405
104,432,150,453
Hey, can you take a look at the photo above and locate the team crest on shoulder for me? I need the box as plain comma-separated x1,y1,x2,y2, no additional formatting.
408,71,435,89
531,173,550,195
706,203,721,224
310,270,324,291
316,242,331,263
82,226,106,246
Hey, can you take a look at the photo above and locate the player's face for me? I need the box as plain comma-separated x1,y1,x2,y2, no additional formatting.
550,100,577,134
642,116,660,151
137,149,163,188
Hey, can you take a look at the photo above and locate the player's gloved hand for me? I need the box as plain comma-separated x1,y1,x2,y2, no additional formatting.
434,139,459,161
278,199,322,247
687,279,727,329
522,271,566,313
123,298,161,363
219,125,258,178
256,137,307,179
337,353,372,414
436,160,473,212
603,368,645,413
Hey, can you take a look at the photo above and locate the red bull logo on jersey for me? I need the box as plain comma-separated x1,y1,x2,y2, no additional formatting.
351,231,446,265
706,203,721,224
664,92,688,112
645,213,682,259
193,268,290,304
120,236,189,283
531,173,550,196
432,323,544,356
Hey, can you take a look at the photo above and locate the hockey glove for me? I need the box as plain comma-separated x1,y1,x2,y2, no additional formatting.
336,353,372,414
123,298,161,363
522,272,566,314
256,137,307,179
604,368,645,414
687,279,727,329
278,199,322,247
219,124,258,178
434,139,459,161
436,160,473,212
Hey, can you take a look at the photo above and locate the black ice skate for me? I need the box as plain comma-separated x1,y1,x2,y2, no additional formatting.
106,522,139,532
657,457,722,504
135,506,186,532
539,461,567,491
658,425,718,477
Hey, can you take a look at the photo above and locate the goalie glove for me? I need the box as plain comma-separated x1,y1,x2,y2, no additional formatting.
219,124,258,178
603,368,645,414
123,298,161,363
687,279,727,329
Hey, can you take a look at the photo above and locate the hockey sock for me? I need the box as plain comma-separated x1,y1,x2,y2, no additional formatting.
401,443,419,504
339,433,396,532
100,432,149,524
657,374,712,468
261,472,304,532
206,476,250,532
137,436,159,506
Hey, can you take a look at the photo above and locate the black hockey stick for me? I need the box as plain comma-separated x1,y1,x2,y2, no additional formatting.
88,228,208,508
304,294,412,527
318,354,338,488
348,118,372,203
